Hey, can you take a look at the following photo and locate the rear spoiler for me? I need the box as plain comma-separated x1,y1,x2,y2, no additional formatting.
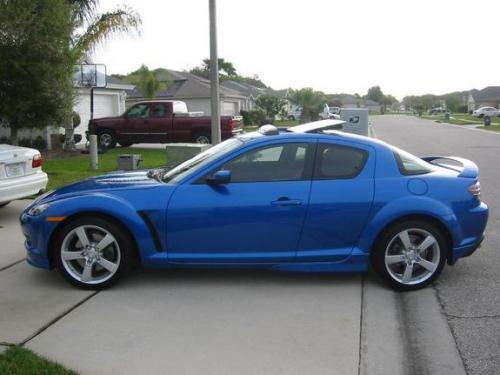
421,156,479,178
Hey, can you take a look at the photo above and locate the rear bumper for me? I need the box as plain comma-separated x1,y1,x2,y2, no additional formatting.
0,171,48,203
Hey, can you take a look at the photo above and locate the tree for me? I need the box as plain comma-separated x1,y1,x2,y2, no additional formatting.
190,58,237,80
255,95,287,120
288,88,326,123
0,0,77,145
444,94,461,113
364,86,385,104
69,0,141,62
125,65,172,99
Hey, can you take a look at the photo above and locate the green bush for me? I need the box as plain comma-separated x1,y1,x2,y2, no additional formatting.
0,136,11,144
18,138,32,148
32,136,47,150
240,109,266,126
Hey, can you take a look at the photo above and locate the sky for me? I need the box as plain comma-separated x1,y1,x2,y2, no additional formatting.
92,0,500,100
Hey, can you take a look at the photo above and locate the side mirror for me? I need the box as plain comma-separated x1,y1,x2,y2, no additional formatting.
207,170,231,185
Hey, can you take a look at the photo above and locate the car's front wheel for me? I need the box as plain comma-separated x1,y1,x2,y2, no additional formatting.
53,217,133,289
372,220,446,291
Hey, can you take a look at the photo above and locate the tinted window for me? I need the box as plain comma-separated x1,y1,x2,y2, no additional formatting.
151,103,167,118
391,146,433,175
314,144,367,179
221,143,310,183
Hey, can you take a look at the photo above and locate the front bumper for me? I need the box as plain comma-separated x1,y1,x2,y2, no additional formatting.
20,211,56,269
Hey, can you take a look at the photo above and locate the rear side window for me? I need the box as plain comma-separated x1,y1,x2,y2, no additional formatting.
314,144,368,179
391,146,433,175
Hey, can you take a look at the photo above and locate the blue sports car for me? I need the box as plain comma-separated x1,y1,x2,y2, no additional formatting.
20,121,488,291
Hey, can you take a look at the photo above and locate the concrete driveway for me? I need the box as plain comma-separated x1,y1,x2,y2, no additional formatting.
0,138,467,374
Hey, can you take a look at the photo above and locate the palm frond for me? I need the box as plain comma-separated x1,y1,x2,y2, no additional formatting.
69,0,98,26
74,6,141,60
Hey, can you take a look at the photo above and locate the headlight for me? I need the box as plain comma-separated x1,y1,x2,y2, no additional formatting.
28,203,49,216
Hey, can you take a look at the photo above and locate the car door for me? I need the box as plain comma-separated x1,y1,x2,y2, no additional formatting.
124,103,150,142
148,103,171,143
297,141,375,262
166,140,315,263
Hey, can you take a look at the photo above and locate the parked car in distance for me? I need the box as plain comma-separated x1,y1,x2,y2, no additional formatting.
21,121,488,291
319,105,341,120
0,144,48,207
429,107,446,114
88,100,243,148
472,107,500,118
287,107,302,121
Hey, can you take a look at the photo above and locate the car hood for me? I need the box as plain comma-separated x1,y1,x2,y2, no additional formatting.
35,170,168,204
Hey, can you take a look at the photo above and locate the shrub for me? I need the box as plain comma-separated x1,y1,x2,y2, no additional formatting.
240,109,266,126
0,136,11,144
32,136,47,150
18,138,32,148
73,134,82,143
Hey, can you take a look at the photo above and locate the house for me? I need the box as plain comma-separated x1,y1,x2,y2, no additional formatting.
0,75,133,147
220,80,267,111
126,70,247,116
331,95,382,114
467,87,500,112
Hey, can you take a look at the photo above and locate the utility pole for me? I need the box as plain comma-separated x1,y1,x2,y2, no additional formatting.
209,0,221,144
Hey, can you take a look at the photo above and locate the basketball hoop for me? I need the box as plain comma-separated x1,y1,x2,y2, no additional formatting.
73,64,107,88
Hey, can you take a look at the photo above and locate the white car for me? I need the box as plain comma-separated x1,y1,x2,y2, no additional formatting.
319,105,341,120
0,144,48,207
472,107,500,118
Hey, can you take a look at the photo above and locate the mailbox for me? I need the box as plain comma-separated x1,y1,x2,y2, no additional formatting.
340,108,369,136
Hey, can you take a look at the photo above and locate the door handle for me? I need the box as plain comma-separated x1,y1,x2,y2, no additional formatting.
271,197,302,206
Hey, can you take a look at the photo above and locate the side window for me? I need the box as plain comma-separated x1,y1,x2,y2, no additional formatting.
220,143,310,183
127,104,149,118
151,103,167,118
314,144,368,179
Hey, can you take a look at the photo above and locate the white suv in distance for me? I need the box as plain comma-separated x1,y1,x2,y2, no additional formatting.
0,144,48,207
472,107,500,118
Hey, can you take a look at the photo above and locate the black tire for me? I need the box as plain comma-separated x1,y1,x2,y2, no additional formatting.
53,217,134,290
371,220,447,291
288,115,295,121
97,130,117,148
479,114,484,118
0,201,10,208
192,131,211,144
118,142,133,148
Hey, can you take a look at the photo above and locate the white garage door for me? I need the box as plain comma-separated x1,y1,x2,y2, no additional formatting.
73,93,118,143
222,101,238,116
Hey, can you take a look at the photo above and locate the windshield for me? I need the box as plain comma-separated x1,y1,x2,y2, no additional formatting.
162,138,243,183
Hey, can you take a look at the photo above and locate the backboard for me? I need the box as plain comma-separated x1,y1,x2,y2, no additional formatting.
73,64,107,88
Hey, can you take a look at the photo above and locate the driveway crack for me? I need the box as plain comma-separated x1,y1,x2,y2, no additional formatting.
20,291,100,346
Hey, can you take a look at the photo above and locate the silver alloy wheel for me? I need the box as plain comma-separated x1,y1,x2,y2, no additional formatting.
384,228,440,285
60,225,121,285
99,133,113,147
195,135,210,144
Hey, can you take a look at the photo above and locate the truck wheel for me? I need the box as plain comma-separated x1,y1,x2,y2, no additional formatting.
193,131,211,144
97,131,117,148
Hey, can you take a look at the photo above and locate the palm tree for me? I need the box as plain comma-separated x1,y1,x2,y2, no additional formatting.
69,0,142,61
64,0,141,150
288,88,326,123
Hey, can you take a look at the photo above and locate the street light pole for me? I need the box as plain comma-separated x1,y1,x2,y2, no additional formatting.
209,0,221,144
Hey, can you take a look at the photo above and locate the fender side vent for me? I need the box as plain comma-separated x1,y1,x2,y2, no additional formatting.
138,211,163,252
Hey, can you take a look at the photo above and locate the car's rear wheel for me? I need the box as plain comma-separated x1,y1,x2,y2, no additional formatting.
193,131,211,144
372,220,446,291
288,115,296,121
97,130,117,148
53,217,132,289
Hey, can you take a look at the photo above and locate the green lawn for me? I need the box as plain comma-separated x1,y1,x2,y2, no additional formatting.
43,147,167,191
0,346,76,375
418,113,500,126
477,125,500,132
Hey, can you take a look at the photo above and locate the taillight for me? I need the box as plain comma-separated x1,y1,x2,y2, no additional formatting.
32,154,43,168
468,181,481,200
228,119,235,130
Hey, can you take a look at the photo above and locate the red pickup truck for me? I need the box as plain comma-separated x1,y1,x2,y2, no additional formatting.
88,100,243,148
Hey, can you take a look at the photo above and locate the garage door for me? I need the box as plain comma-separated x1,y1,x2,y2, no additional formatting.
73,93,118,143
222,101,238,116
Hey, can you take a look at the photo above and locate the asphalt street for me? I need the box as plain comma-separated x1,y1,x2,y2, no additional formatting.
372,115,500,375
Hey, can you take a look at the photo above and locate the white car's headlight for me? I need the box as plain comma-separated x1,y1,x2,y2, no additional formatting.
28,203,49,216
